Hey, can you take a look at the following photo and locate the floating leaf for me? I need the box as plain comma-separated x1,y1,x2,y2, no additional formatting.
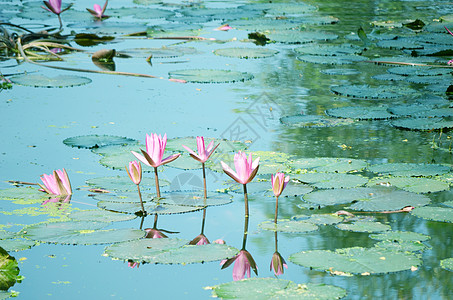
92,192,153,203
303,186,430,211
63,135,138,149
267,30,338,44
165,137,247,153
369,230,430,242
0,232,15,240
391,117,453,131
99,152,143,170
280,115,354,128
0,187,49,205
288,157,367,173
23,221,144,245
168,69,253,84
68,210,136,222
326,106,395,120
0,239,36,252
375,240,429,252
158,191,232,207
105,238,239,264
146,23,202,38
240,3,317,15
336,221,391,233
86,176,167,192
97,201,203,215
440,258,453,271
410,206,453,223
229,19,301,31
10,74,91,88
321,68,361,75
368,163,451,177
376,38,423,50
331,85,416,99
259,219,318,233
289,246,422,275
293,173,368,189
367,177,450,193
294,44,363,56
213,48,278,59
297,54,367,65
209,278,346,300
0,247,19,291
292,214,344,225
387,66,452,76
108,7,175,19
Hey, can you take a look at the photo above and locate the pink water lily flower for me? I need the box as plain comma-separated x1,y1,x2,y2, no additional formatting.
182,136,219,163
42,0,72,15
128,261,140,268
221,151,259,185
144,228,168,239
87,0,109,20
221,249,258,281
270,251,288,276
189,233,210,245
38,169,72,195
215,24,233,31
131,133,180,168
271,172,290,198
126,161,142,185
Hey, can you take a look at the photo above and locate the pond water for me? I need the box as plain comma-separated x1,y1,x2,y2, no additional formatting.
1,0,453,299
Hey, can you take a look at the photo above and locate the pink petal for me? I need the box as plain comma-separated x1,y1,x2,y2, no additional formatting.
131,151,152,167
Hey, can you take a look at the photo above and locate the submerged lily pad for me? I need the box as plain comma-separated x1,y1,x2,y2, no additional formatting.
336,221,391,233
63,135,138,149
0,247,20,291
289,246,422,275
331,85,416,99
303,186,430,211
259,220,319,233
168,69,253,83
68,210,136,222
209,278,346,300
440,258,453,271
10,74,91,88
280,115,354,128
367,177,450,193
105,238,238,264
23,221,144,245
97,201,203,215
326,106,395,120
213,48,278,59
293,173,368,189
410,206,453,223
288,157,367,173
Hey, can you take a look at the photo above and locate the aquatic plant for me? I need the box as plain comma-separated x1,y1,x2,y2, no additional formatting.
41,0,73,29
87,0,109,20
270,251,287,276
38,168,72,195
125,161,145,214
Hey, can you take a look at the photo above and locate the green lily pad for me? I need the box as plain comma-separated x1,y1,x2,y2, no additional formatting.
0,247,20,291
105,238,239,264
387,66,452,76
297,54,367,65
10,74,91,88
282,181,314,197
209,278,346,300
326,106,395,120
440,258,453,271
99,152,144,170
90,143,143,156
213,48,279,59
303,186,430,211
0,239,36,252
375,240,429,252
369,230,430,242
23,221,144,245
92,192,153,203
177,7,262,20
0,187,49,205
387,104,453,118
267,30,338,44
321,68,361,75
367,177,450,193
0,232,15,240
294,44,363,56
146,23,203,38
331,85,416,99
288,157,367,173
289,246,422,275
372,74,406,82
63,135,138,149
86,176,168,192
68,209,136,222
229,19,301,31
391,117,453,131
158,191,232,207
410,206,453,223
443,201,453,208
158,154,201,170
240,3,317,15
293,173,368,189
97,201,203,215
259,220,318,233
368,163,451,177
292,214,344,225
280,115,354,128
168,69,254,84
376,38,423,50
336,221,391,233
165,137,247,153
108,7,174,19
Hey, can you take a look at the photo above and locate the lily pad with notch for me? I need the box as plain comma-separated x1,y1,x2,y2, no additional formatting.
10,74,92,88
208,278,346,300
303,186,431,211
289,246,422,275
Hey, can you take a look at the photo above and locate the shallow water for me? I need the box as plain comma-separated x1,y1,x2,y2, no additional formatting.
1,0,453,299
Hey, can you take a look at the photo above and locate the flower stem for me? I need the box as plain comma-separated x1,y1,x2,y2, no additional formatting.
139,215,145,230
243,184,249,217
274,231,278,252
154,167,161,198
201,208,207,235
153,214,158,229
57,14,63,30
136,184,145,215
241,214,249,250
202,162,207,201
274,196,279,224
